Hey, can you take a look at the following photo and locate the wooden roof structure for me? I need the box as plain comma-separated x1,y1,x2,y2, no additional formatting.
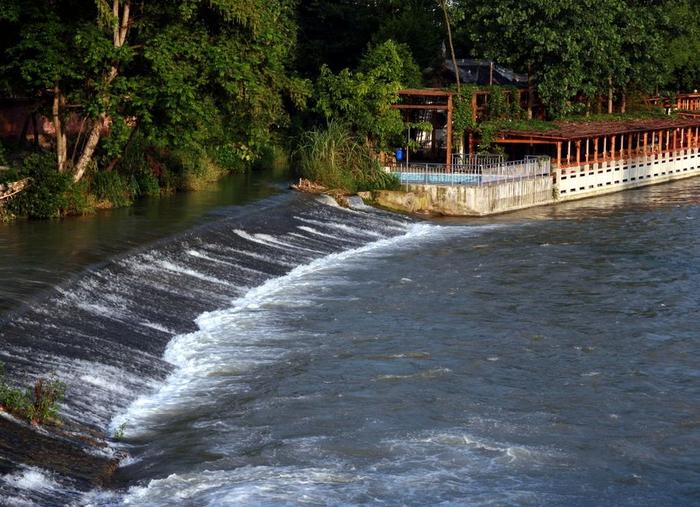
393,89,456,167
497,117,700,144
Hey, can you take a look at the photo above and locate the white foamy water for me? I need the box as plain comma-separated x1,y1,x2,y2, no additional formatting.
110,223,444,438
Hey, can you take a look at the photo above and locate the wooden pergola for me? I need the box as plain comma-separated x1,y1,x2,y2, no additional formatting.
496,117,700,169
392,89,456,168
676,93,700,112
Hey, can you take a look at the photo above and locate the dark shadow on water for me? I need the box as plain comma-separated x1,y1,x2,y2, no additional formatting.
0,168,287,314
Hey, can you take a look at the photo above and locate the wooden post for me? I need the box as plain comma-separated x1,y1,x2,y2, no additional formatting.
446,94,453,171
567,140,571,165
666,130,670,155
470,91,478,124
643,132,648,157
586,138,590,164
681,128,685,150
673,129,678,152
611,135,616,161
556,142,562,168
628,133,633,160
594,137,599,164
576,140,581,166
603,136,607,161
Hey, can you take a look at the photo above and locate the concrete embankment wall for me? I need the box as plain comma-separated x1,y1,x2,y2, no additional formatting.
557,147,700,201
373,175,553,216
372,148,700,216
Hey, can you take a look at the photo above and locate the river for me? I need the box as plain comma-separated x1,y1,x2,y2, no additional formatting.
1,175,699,506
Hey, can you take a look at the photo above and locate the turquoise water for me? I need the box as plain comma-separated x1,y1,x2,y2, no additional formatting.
396,172,481,184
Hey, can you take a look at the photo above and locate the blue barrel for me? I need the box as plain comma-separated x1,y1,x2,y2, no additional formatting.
395,148,404,162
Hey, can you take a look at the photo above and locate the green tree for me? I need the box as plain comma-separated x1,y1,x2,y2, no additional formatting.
663,0,700,91
315,40,421,150
1,0,308,181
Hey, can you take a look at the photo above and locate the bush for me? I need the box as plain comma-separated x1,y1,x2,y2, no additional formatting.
171,149,227,191
0,362,65,425
7,153,73,218
0,140,7,166
90,171,133,208
254,144,289,176
295,122,400,193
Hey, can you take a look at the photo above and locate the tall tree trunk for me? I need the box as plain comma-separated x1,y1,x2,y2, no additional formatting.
53,83,68,172
439,0,460,94
608,77,614,114
73,0,130,182
621,91,627,114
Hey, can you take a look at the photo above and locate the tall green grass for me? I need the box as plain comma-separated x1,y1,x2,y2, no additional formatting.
295,123,399,193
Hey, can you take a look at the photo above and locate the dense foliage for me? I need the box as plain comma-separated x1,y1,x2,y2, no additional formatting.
0,0,306,184
0,0,699,217
315,41,421,151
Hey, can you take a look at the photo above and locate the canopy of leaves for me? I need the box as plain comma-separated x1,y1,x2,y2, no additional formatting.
315,41,421,151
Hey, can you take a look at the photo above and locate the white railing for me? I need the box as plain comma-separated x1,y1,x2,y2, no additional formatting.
388,157,551,186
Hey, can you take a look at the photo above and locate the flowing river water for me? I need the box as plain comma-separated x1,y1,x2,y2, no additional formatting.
1,174,699,506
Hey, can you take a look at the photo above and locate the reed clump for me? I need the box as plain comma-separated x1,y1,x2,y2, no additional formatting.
295,122,399,193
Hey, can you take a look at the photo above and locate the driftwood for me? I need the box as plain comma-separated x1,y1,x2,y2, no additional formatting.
290,178,327,193
0,177,32,201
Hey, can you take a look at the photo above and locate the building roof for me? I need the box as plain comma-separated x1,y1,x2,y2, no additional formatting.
498,117,700,143
444,59,528,87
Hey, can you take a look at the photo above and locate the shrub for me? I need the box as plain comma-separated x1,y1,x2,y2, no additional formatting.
0,362,65,425
254,144,289,176
7,153,73,219
295,122,400,193
0,140,7,166
90,171,133,208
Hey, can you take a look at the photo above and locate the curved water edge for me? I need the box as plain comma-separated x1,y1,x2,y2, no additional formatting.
2,179,700,505
0,191,422,505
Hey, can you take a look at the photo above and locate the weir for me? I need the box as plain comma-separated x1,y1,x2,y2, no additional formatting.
0,193,411,505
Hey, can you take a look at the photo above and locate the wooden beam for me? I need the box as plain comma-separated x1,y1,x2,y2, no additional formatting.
399,89,454,97
493,138,558,145
391,104,449,110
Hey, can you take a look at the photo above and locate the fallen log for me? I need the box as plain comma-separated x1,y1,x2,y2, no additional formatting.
0,177,31,201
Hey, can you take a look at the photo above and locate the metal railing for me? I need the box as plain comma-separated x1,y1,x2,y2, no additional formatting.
452,153,505,166
388,157,551,186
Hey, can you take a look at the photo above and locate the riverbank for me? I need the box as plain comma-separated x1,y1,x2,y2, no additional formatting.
0,143,289,222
